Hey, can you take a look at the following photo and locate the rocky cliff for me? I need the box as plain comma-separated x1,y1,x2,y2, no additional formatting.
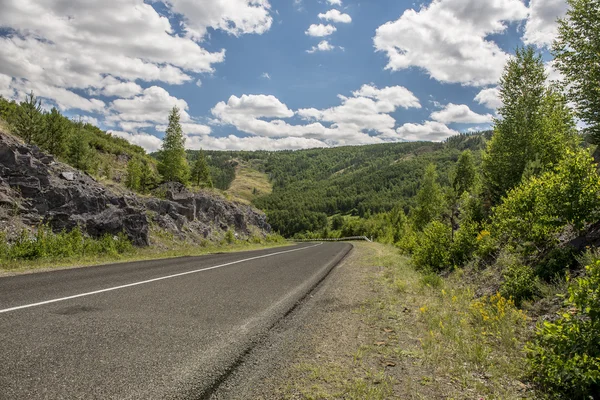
0,131,270,246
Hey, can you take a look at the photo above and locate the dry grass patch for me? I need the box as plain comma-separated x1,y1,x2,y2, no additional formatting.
226,161,272,204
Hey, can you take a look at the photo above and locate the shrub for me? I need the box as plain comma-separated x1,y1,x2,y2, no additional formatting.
413,221,452,272
527,260,600,398
536,247,578,282
420,273,444,289
492,149,600,256
224,229,236,244
451,219,480,265
500,263,539,306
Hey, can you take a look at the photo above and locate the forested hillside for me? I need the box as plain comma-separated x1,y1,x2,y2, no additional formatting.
191,132,488,236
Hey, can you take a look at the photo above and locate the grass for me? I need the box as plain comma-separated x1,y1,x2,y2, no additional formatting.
284,242,533,399
226,161,272,204
0,230,289,275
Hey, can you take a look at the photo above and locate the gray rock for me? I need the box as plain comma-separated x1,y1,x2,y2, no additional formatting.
0,130,270,247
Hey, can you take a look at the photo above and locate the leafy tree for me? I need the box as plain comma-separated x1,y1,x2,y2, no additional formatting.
42,107,70,158
125,157,142,191
191,150,213,188
412,164,444,231
492,148,600,256
553,0,600,143
331,215,344,230
453,150,476,195
14,91,44,144
158,106,189,184
482,47,574,204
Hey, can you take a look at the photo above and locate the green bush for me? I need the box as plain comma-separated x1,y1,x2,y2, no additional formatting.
224,229,236,244
451,219,480,266
536,247,578,282
0,226,133,266
527,260,600,398
413,221,452,272
500,263,539,306
420,272,444,289
492,149,600,256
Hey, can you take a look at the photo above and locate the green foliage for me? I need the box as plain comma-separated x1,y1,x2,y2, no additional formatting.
413,221,452,272
500,263,539,306
14,91,44,144
331,214,344,230
67,120,95,172
0,227,132,264
138,158,157,194
125,157,142,191
527,260,600,398
453,150,476,195
191,150,213,188
158,106,189,184
41,107,70,158
483,47,576,204
451,219,480,266
492,149,600,256
224,229,236,244
412,164,445,231
419,272,444,289
536,247,579,281
267,209,328,237
553,0,600,143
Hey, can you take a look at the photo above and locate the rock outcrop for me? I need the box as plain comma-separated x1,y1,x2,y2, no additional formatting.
0,131,270,246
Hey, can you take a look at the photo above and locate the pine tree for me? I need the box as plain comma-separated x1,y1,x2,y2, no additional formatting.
191,150,212,188
553,0,600,143
14,91,44,144
157,106,189,184
412,164,444,231
139,158,157,193
125,157,142,191
67,119,91,171
42,107,70,158
453,150,476,196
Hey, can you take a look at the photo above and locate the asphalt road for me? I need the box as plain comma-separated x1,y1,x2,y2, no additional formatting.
0,242,352,399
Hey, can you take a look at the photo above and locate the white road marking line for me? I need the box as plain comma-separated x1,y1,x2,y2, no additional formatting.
0,243,324,314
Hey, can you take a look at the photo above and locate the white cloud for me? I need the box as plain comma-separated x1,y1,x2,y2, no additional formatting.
327,0,343,5
373,0,528,86
523,0,569,48
109,86,189,124
0,73,16,99
430,103,493,124
186,135,328,151
352,84,421,112
545,59,564,82
156,123,212,136
91,76,143,99
396,121,459,141
307,40,336,53
306,24,337,37
474,87,502,110
212,94,295,122
318,9,352,24
196,79,202,88
109,130,163,153
261,72,271,79
80,116,100,126
163,0,273,39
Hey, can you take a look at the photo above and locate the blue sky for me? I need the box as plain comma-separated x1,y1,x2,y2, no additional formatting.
0,0,568,151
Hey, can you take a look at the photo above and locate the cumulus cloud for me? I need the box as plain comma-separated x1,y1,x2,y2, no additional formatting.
109,130,164,153
327,0,343,5
374,0,528,86
0,0,275,117
430,103,493,124
318,9,352,23
474,87,502,110
261,72,271,79
523,0,569,48
186,135,328,151
210,84,420,145
396,121,459,141
306,24,337,37
163,0,273,39
307,40,337,53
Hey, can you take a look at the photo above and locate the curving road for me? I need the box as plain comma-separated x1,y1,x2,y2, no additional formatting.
0,242,352,399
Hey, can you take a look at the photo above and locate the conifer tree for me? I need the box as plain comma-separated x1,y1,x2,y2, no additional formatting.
67,119,92,171
412,164,444,231
42,107,70,158
453,150,476,196
14,91,44,144
191,150,213,188
139,158,157,193
125,157,142,191
158,106,189,184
